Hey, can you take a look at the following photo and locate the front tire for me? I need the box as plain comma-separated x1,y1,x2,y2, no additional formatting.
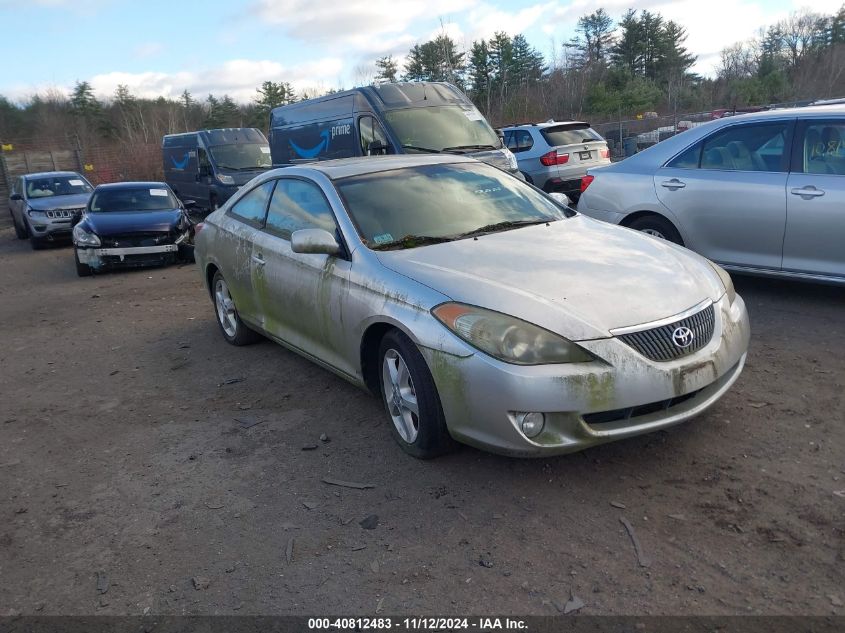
378,330,456,459
11,211,27,239
627,214,683,245
211,271,261,345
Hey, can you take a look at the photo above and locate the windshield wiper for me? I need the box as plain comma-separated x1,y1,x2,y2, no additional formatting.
442,144,499,153
454,219,550,239
401,144,442,154
370,234,454,250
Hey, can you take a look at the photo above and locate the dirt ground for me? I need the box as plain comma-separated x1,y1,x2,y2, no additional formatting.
0,217,843,617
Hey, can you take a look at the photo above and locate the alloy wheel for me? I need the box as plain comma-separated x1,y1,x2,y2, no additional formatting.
214,278,238,338
382,348,420,444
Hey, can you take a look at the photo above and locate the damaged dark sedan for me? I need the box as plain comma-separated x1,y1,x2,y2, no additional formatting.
72,182,195,277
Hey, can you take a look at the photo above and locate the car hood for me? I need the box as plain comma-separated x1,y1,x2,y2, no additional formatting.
376,216,723,341
464,148,519,174
85,209,183,236
221,168,271,186
27,193,91,210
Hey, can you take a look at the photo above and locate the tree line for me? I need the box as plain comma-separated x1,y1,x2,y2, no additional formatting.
1,5,844,151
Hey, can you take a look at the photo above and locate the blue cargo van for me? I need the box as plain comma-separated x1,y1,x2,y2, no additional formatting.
162,128,271,211
268,82,521,177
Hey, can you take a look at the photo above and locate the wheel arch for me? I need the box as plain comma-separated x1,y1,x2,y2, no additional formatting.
619,210,685,245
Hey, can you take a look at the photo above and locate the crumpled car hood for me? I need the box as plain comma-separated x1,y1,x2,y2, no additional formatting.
377,216,723,341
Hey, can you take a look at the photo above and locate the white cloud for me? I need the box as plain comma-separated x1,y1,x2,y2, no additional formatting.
251,0,477,50
83,58,345,102
463,1,553,43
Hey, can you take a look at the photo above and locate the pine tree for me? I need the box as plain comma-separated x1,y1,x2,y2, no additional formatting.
374,56,399,83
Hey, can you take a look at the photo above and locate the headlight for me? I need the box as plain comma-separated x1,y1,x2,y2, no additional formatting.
217,174,235,185
72,225,101,247
503,148,519,171
27,209,47,220
432,303,594,365
708,261,736,304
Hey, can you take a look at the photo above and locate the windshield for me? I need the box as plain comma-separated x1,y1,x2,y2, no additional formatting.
209,143,272,170
26,175,92,198
335,162,569,250
384,106,501,153
541,125,604,147
90,187,179,212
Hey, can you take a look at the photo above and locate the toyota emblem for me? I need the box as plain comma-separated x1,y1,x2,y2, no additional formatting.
672,326,695,348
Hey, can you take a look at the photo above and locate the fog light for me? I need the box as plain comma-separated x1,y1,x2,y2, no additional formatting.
520,412,545,438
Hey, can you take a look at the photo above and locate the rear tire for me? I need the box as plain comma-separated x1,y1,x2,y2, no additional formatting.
74,248,93,277
627,214,683,245
378,329,457,459
211,271,261,346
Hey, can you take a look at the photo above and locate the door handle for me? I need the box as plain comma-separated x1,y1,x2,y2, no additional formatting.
790,185,825,198
251,254,265,266
661,178,686,189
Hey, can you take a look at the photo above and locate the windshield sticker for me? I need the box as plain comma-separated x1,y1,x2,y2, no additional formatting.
373,233,394,245
150,188,168,197
68,179,85,186
260,146,271,154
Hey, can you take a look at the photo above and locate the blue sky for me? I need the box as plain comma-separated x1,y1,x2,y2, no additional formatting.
0,0,837,103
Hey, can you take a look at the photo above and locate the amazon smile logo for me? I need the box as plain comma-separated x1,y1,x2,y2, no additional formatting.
170,152,190,169
289,124,351,159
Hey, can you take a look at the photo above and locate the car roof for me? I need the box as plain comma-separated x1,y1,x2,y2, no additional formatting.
717,103,845,121
93,181,169,191
23,171,83,180
277,154,475,180
504,121,589,130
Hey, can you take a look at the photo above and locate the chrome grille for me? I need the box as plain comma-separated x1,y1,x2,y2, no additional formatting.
617,303,715,362
45,208,82,219
103,232,173,248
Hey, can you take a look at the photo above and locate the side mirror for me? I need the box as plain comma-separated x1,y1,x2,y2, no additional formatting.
71,210,83,226
198,165,211,177
549,192,572,207
10,193,22,201
290,228,341,256
367,140,389,156
182,199,197,209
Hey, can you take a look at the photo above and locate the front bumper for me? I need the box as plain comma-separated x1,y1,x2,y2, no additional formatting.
419,293,750,457
28,217,73,240
77,244,179,270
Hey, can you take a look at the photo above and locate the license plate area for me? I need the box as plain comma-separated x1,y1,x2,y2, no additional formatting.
579,151,592,160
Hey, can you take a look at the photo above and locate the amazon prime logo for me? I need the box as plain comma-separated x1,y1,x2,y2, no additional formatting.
671,326,695,348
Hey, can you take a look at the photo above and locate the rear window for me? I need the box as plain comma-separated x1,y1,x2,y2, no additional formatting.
541,125,603,147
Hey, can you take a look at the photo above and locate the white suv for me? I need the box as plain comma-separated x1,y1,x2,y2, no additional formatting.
502,121,611,201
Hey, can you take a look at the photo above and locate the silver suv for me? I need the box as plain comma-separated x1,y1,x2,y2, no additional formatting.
9,171,94,249
502,121,610,200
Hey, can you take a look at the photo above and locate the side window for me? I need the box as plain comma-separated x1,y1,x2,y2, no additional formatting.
264,179,337,240
228,181,274,227
515,130,534,153
668,142,702,169
359,116,389,155
198,147,211,174
504,131,518,152
801,121,845,175
700,123,789,172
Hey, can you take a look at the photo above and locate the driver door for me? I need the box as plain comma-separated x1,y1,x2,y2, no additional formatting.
250,177,354,375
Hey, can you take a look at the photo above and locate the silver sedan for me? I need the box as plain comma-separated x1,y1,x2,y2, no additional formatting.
195,155,750,458
577,105,845,284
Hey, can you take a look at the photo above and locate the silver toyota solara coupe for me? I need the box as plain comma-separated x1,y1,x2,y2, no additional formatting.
194,155,750,458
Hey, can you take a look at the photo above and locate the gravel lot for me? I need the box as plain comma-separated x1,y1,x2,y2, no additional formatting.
1,218,843,616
